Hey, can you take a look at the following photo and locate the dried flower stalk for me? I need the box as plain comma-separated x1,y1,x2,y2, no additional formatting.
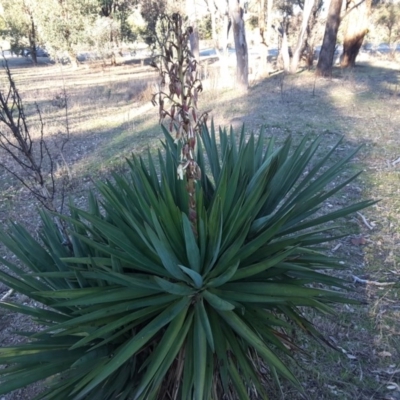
151,13,209,226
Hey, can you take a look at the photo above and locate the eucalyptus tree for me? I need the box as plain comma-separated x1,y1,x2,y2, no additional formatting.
196,0,249,88
340,0,372,68
139,0,167,45
33,0,98,67
272,0,323,72
0,0,39,63
186,0,200,59
316,0,343,76
290,0,317,72
229,0,249,89
256,0,273,76
97,0,138,45
374,1,400,51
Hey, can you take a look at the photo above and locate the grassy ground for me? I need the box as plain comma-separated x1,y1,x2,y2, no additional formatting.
0,54,399,399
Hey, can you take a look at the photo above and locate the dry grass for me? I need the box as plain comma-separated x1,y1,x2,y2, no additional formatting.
0,55,399,399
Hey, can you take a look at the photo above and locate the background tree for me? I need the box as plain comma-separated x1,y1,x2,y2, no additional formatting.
90,16,124,64
85,0,138,65
139,0,167,46
274,0,292,71
201,0,236,86
340,0,372,68
204,0,219,49
0,0,39,63
273,0,323,72
207,0,231,55
257,0,274,74
373,2,400,51
316,0,343,76
32,0,98,67
186,0,200,59
257,0,270,75
229,0,249,89
290,0,316,72
302,0,324,67
265,0,274,53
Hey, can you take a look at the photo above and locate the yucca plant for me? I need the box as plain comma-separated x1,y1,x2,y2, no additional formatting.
0,123,373,399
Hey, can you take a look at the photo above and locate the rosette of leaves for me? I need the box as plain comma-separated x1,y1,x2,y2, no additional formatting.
0,125,373,399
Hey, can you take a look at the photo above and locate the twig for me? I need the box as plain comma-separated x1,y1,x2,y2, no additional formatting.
392,156,400,166
356,211,374,230
332,243,342,252
358,361,363,382
0,289,14,302
352,275,396,286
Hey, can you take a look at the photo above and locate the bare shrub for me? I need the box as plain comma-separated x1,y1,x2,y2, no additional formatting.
0,58,70,240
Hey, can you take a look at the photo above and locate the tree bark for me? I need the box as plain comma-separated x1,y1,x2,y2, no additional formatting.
229,0,249,89
27,5,37,65
277,19,290,72
209,2,218,48
258,0,269,76
316,0,343,77
186,0,200,60
265,0,273,48
340,0,371,68
66,48,79,69
189,29,200,60
213,0,231,85
303,0,321,68
290,0,316,73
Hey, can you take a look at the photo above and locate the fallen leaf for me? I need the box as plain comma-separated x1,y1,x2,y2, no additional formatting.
387,383,399,390
351,236,366,246
379,351,392,358
329,336,338,344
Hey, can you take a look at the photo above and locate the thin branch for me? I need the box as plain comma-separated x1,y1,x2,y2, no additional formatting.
342,0,366,20
0,141,39,172
392,156,400,166
60,75,70,153
352,275,397,286
0,289,14,302
0,162,46,201
356,211,374,230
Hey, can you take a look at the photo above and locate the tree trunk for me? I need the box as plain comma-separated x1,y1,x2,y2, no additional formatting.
340,0,371,68
67,48,79,69
210,4,218,49
290,0,316,73
28,14,37,65
29,40,37,65
189,29,200,60
229,0,249,89
303,0,321,68
186,0,200,60
265,0,273,48
278,20,290,72
214,1,231,86
316,0,343,77
258,0,269,76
